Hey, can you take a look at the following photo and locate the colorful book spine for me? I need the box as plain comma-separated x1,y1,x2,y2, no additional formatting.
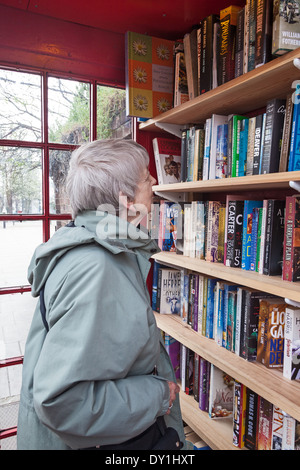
288,82,300,171
282,195,300,282
283,305,300,380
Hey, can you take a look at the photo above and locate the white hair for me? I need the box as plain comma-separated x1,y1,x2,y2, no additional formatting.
66,138,149,218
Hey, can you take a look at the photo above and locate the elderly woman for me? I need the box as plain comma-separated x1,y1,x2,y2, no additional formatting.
17,139,186,450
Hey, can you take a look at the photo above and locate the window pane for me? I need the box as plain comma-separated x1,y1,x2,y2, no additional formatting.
0,147,42,215
0,69,42,142
49,149,72,214
97,86,131,139
0,220,42,287
48,77,90,144
0,292,37,361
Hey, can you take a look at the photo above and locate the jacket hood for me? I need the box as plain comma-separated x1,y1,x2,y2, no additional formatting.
28,210,159,296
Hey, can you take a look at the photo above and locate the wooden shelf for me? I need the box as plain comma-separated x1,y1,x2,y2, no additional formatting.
140,48,300,132
152,171,300,195
179,390,239,450
152,251,300,304
155,313,300,422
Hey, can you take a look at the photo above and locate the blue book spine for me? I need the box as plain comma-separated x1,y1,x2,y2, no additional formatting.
288,83,300,171
241,200,263,270
152,260,161,310
223,283,238,348
238,118,249,177
205,278,217,339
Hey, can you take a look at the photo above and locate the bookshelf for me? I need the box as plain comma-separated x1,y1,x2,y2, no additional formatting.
139,46,300,449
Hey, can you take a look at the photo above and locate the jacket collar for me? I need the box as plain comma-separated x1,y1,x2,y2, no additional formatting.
74,210,160,259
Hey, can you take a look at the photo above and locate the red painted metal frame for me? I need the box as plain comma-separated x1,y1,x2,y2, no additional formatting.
0,427,17,440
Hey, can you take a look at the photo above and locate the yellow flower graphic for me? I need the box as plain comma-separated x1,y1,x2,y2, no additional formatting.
133,67,147,83
156,44,170,61
134,94,148,111
132,39,147,56
157,97,171,113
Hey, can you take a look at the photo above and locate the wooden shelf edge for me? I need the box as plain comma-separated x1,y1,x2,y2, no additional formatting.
139,48,300,131
155,312,300,421
180,390,241,450
152,252,300,303
152,171,300,194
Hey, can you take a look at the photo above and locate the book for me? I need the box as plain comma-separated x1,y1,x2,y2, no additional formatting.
282,413,297,449
245,389,259,449
200,14,220,94
180,270,189,322
208,365,234,419
180,127,188,182
252,113,265,174
255,0,273,68
152,137,181,185
272,0,300,56
288,82,300,171
283,305,300,380
233,381,247,447
279,94,293,172
260,98,286,174
203,118,212,180
205,277,217,339
152,260,162,311
263,199,285,276
183,28,198,100
199,358,210,412
239,288,273,361
272,407,284,450
158,201,177,252
226,289,238,351
157,268,181,314
125,31,174,118
257,397,273,450
219,5,242,84
164,334,181,379
214,281,225,346
246,116,256,175
235,7,245,78
230,114,245,177
205,201,222,262
282,194,300,282
257,298,287,368
215,123,228,178
238,118,249,177
241,200,263,270
248,0,257,71
174,51,189,107
209,114,228,180
225,199,245,268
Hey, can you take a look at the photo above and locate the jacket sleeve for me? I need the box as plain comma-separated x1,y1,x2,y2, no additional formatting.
32,247,170,449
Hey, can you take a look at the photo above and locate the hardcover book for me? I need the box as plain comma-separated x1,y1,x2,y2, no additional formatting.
152,137,182,185
208,365,234,419
283,305,300,380
255,0,273,68
200,14,220,94
219,5,242,84
272,0,300,56
125,31,175,118
282,194,300,282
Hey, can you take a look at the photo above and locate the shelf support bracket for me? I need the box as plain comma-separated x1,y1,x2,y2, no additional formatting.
285,298,300,308
154,191,188,203
289,180,300,192
154,123,183,138
293,58,300,70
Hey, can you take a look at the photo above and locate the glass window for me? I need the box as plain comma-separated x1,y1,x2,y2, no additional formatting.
48,77,90,144
0,69,42,142
0,147,42,215
97,85,131,139
49,149,72,214
0,220,43,287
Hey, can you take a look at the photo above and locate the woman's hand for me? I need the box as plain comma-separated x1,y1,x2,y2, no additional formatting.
166,381,180,415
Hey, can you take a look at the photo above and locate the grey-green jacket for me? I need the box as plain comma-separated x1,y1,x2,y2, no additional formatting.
17,210,186,450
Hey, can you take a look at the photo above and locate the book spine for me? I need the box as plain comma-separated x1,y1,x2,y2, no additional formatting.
283,307,300,380
248,0,257,71
245,389,258,449
255,0,272,68
260,99,286,174
283,196,296,281
279,94,293,172
288,83,300,171
203,118,212,180
252,114,263,174
180,128,188,182
235,8,245,78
